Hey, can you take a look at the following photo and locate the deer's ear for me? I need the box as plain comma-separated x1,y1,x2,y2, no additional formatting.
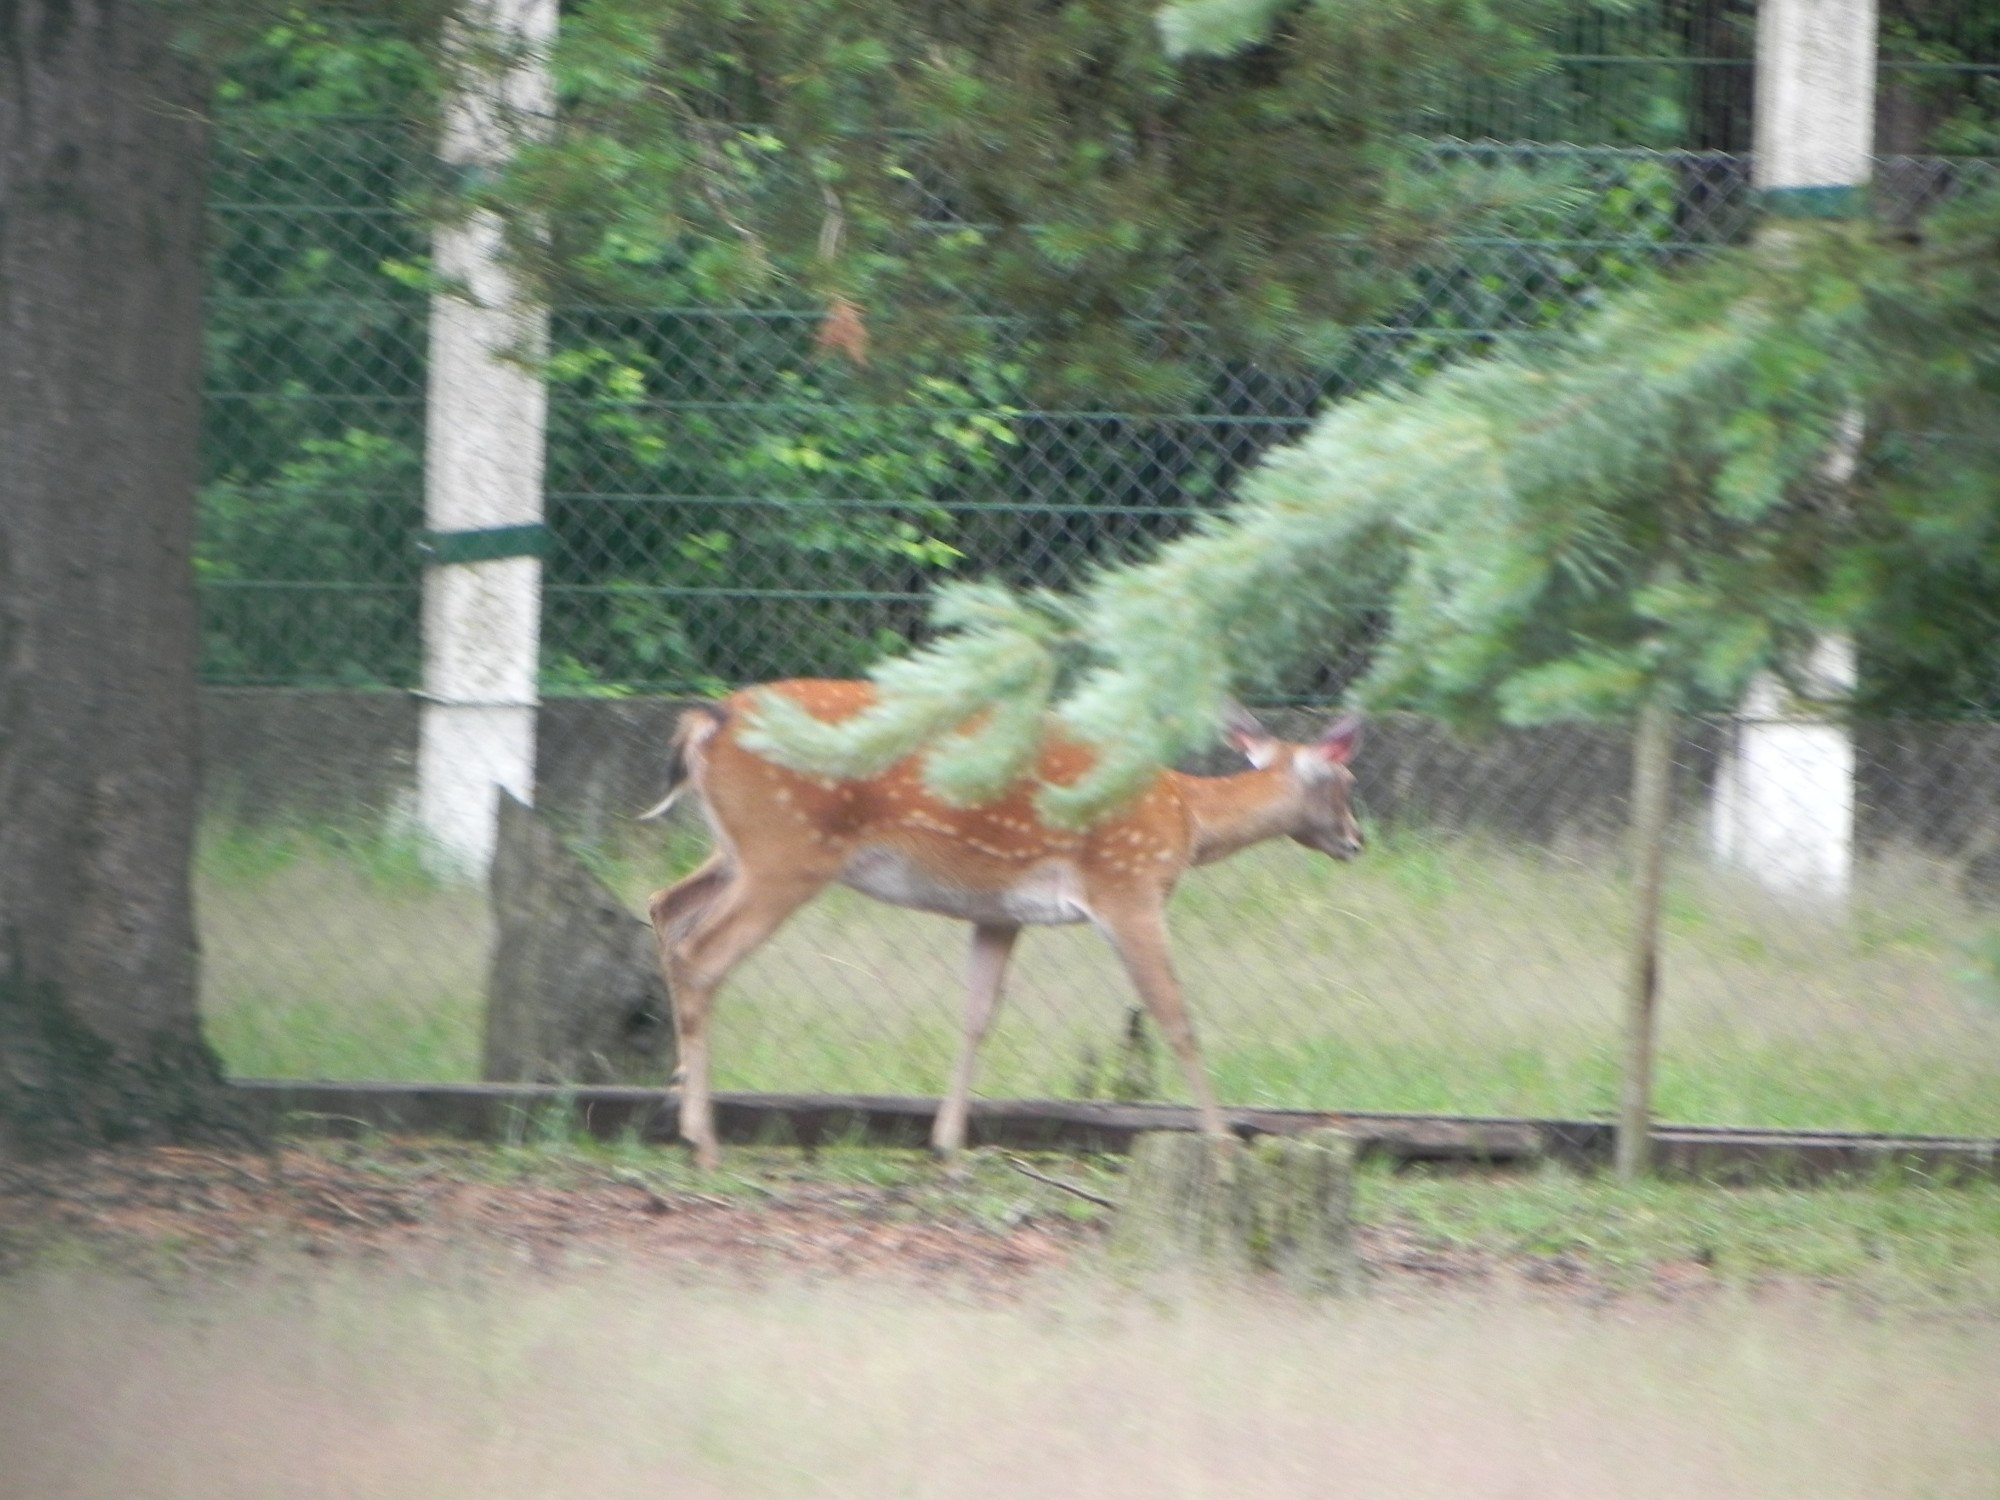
1222,700,1280,768
1314,713,1363,766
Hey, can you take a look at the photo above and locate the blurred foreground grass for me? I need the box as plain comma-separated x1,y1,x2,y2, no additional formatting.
196,817,2000,1135
4,1234,1996,1500
7,1130,2000,1499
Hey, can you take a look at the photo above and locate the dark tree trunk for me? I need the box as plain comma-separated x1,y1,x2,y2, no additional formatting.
0,0,237,1151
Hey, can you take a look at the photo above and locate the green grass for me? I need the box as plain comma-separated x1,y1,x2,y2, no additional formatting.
196,821,488,1081
195,817,2000,1136
1364,1161,2000,1303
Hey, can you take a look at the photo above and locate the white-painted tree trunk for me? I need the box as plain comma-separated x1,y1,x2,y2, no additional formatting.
1755,0,1879,192
1710,0,1875,903
417,0,558,878
1709,637,1858,899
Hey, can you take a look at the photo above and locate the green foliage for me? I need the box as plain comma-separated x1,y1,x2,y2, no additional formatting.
199,14,1041,694
500,0,1584,406
198,15,434,687
1839,186,2000,713
541,323,1023,691
775,196,2000,821
740,583,1069,793
193,6,2000,709
205,8,438,113
1881,0,2000,156
198,430,423,686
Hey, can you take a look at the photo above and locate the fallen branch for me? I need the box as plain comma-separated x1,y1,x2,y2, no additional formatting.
314,1190,372,1226
1003,1154,1118,1210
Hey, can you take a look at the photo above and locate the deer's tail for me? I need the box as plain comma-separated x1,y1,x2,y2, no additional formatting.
636,703,728,822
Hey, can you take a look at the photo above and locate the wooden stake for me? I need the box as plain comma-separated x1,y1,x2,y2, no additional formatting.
1617,697,1675,1181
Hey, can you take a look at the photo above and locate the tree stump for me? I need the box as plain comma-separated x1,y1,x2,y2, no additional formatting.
482,792,676,1085
1110,1129,1359,1294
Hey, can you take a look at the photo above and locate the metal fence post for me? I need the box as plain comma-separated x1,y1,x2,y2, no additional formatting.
417,0,557,878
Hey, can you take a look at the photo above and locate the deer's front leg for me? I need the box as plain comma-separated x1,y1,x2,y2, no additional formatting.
932,922,1021,1157
1090,896,1232,1144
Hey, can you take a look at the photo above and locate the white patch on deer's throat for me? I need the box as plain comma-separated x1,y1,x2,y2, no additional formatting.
838,847,1090,926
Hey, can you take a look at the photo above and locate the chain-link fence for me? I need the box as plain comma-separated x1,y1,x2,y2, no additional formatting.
200,114,1999,699
195,31,2000,1139
200,125,1782,696
197,690,2000,1136
202,110,430,688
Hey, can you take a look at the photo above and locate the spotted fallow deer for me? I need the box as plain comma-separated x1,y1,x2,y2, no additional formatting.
643,679,1363,1170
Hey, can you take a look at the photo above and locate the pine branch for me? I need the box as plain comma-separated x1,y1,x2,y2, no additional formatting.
753,197,2000,815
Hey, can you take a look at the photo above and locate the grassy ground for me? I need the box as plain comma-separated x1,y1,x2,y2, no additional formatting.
12,1135,2000,1307
197,822,491,1081
7,1126,1999,1498
195,817,2000,1135
5,1139,1999,1500
361,1135,2000,1308
7,1268,1993,1500
86,816,2000,1499
1367,1158,2000,1304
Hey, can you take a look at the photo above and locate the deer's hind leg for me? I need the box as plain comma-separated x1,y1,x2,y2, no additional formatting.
649,851,732,1089
648,852,732,948
649,861,828,1170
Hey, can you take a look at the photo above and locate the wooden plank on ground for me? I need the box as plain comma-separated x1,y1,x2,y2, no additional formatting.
231,1081,1543,1164
1651,1128,2000,1185
228,1081,2000,1183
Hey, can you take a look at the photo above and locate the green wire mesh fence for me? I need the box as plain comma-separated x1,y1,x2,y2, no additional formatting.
199,110,1998,700
199,127,1775,696
193,34,2000,1138
201,111,429,689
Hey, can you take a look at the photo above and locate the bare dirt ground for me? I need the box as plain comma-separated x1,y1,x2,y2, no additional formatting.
0,1142,1082,1287
0,1137,1719,1303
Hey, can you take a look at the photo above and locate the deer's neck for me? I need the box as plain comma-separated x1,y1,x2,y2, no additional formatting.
1177,766,1302,866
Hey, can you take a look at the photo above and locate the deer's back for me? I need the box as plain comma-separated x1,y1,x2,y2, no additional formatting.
695,680,1192,916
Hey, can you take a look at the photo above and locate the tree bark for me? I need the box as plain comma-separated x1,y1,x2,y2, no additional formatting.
0,0,236,1151
483,793,677,1087
1110,1129,1359,1294
1615,697,1674,1181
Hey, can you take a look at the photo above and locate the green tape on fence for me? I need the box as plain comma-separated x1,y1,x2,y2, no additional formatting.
1760,184,1867,220
420,523,548,565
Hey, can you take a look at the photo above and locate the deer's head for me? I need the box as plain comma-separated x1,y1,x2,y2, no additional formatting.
1226,707,1365,861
